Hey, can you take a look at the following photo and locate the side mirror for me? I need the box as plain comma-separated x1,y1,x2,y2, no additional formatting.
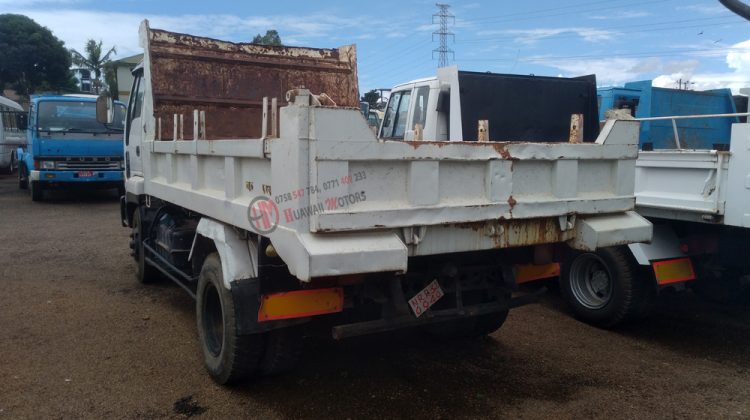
15,113,28,130
96,94,114,124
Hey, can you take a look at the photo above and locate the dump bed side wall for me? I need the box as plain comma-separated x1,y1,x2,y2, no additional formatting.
146,28,359,140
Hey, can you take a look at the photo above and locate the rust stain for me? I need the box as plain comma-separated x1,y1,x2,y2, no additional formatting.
507,196,517,207
452,217,575,249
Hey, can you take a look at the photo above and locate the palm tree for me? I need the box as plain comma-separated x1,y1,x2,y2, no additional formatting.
70,39,117,94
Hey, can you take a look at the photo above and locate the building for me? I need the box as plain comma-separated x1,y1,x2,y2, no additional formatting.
72,68,93,93
113,53,143,103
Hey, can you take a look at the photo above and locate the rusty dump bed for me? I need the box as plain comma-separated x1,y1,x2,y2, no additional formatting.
144,25,359,140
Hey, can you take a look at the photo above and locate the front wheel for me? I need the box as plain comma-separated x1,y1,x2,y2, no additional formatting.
131,208,159,284
560,246,653,328
30,181,43,201
4,151,17,175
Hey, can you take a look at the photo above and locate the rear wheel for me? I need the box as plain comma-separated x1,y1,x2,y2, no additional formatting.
561,246,653,328
259,325,304,375
693,273,750,305
197,253,264,385
131,208,159,283
30,181,43,201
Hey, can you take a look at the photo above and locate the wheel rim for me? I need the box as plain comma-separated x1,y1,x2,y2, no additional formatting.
569,253,613,309
201,283,224,357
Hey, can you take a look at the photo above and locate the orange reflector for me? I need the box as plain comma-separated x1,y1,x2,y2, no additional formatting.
258,287,343,322
652,258,696,285
515,263,560,284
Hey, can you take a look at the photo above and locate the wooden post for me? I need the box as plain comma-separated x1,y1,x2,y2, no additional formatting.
193,110,199,140
477,120,489,142
414,124,423,141
200,110,206,140
262,97,268,138
569,114,583,144
271,98,278,138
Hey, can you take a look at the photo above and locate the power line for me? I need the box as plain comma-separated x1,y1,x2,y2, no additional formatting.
456,16,744,44
432,3,455,68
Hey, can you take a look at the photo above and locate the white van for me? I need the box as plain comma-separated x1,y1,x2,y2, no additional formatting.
0,96,25,174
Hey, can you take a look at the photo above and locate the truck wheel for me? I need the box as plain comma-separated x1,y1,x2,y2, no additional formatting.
132,208,159,284
427,310,509,340
561,246,648,328
197,253,264,385
30,181,43,202
18,164,28,189
259,325,304,376
693,274,749,305
5,151,17,174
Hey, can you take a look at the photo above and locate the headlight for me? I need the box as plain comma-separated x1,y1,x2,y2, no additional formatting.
41,161,55,169
119,160,125,169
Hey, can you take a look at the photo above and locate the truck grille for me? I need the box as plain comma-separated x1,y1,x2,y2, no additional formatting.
56,157,121,170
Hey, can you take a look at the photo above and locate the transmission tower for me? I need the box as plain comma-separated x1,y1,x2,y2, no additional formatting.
432,3,455,68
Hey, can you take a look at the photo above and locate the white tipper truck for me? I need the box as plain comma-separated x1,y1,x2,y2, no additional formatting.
105,21,651,385
385,71,750,328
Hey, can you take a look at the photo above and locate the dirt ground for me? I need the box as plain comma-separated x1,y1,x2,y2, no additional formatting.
1,173,749,419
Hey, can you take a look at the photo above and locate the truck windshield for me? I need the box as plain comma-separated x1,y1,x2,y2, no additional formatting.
37,100,126,134
380,90,411,139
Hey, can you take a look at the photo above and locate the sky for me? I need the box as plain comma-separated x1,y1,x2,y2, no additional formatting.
2,0,749,96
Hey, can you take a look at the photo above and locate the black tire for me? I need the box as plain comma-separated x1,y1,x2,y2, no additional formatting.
197,253,264,385
259,325,304,376
132,208,159,284
3,151,17,175
560,246,652,328
18,163,28,189
693,274,750,305
427,310,509,340
10,151,17,174
30,180,43,202
117,183,126,198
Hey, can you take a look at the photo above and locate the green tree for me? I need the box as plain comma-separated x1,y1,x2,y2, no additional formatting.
103,62,119,100
70,39,117,94
361,89,380,108
252,30,282,46
0,14,76,95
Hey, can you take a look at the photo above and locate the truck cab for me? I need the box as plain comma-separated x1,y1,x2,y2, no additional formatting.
17,95,127,201
380,67,601,143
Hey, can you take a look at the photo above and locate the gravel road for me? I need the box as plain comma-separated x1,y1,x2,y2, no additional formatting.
1,174,749,419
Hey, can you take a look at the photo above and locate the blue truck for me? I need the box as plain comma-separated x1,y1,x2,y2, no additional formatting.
597,80,741,150
16,95,126,201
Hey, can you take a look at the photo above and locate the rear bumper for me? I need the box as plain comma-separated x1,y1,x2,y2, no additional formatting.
29,169,124,184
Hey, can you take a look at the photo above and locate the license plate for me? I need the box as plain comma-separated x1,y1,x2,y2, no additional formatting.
408,279,444,318
78,171,94,177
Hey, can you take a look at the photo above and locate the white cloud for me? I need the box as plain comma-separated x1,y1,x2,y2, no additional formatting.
588,11,652,20
677,4,728,15
476,27,616,44
525,56,655,84
652,39,750,93
3,8,389,59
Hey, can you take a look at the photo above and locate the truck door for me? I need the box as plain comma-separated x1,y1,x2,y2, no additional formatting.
379,89,412,140
125,70,145,177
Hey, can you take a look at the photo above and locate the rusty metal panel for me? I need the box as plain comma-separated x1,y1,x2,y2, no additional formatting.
146,27,359,140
